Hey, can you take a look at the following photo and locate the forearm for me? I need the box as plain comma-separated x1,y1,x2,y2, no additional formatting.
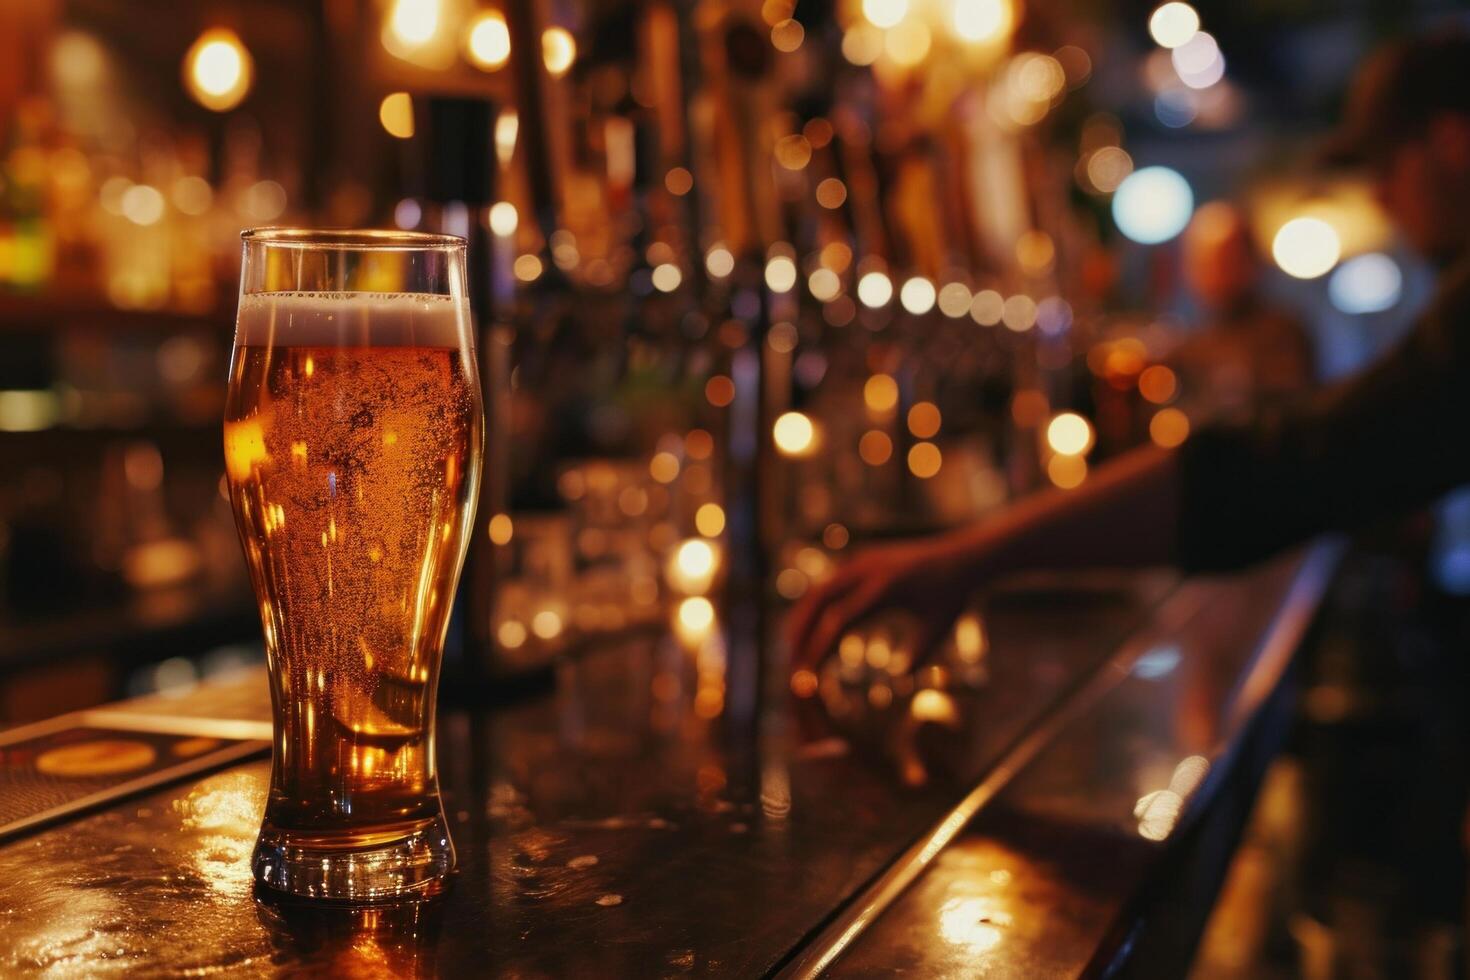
935,446,1181,579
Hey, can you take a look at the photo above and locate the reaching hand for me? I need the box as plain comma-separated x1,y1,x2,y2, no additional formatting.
786,537,975,672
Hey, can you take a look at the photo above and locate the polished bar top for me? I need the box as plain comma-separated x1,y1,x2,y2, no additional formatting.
0,549,1333,977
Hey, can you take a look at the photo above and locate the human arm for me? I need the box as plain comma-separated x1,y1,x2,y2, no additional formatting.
789,266,1470,668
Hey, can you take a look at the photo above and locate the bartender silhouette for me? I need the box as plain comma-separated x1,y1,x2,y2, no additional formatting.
791,32,1470,668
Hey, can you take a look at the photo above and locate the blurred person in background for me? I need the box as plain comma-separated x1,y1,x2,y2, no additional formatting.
790,29,1470,668
1171,201,1316,425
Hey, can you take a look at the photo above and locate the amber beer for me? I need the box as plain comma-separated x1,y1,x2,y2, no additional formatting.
226,288,481,898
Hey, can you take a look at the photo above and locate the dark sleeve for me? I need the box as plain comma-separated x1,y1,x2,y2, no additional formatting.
1177,273,1470,572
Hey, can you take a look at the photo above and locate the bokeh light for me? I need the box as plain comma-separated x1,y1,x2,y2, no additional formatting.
816,178,847,209
765,255,798,293
970,289,1004,326
900,277,937,315
542,27,576,76
859,430,893,465
1138,365,1178,404
1112,166,1194,244
863,0,908,29
907,442,942,479
705,375,736,407
953,0,1014,44
1150,407,1191,447
1328,252,1402,314
1271,217,1341,279
1086,146,1133,193
857,271,894,308
183,28,253,112
773,411,816,456
1046,412,1094,456
907,402,941,439
677,596,715,633
706,245,735,279
696,503,726,537
864,374,899,414
488,201,518,236
669,539,718,594
937,283,972,318
1047,454,1088,489
379,92,414,139
807,268,840,302
465,11,511,70
1148,2,1200,48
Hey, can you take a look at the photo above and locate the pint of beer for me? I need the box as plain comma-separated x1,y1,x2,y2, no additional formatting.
225,230,482,900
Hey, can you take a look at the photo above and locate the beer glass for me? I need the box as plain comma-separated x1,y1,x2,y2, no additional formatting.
225,229,483,900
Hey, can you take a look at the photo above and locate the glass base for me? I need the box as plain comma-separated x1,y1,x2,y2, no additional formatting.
252,813,455,902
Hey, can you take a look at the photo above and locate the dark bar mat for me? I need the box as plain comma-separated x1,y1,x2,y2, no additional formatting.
0,716,268,840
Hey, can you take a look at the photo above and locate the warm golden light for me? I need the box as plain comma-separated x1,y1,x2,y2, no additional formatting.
665,167,694,196
859,430,893,466
1047,412,1093,456
1138,365,1178,404
495,110,519,164
706,245,735,279
773,411,816,456
1002,294,1037,331
885,20,932,67
652,263,683,292
1047,453,1088,488
686,429,714,459
1150,407,1190,447
908,402,941,439
466,11,511,69
771,18,805,52
862,0,908,29
953,0,1013,43
908,442,942,479
816,178,847,209
183,28,253,112
498,620,527,648
765,255,798,293
864,374,899,414
954,613,987,662
487,513,513,545
542,27,576,76
379,92,415,139
513,254,543,281
900,277,937,315
677,596,716,632
775,135,813,170
808,268,842,302
937,283,972,318
857,271,894,308
1272,217,1341,279
649,451,681,484
970,289,1004,326
1148,2,1199,48
1015,230,1056,274
488,201,518,236
121,184,165,226
706,375,736,407
669,539,719,594
1086,146,1134,193
791,669,819,698
388,0,440,46
842,24,885,65
531,609,564,640
695,503,726,537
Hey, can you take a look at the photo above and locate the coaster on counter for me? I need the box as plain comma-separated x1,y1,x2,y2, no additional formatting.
0,711,269,840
